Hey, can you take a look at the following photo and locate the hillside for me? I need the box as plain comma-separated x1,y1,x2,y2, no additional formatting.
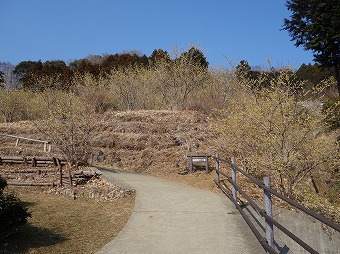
1,110,339,222
92,110,218,173
0,110,221,189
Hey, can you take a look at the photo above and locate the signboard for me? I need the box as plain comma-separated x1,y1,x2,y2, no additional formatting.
192,158,207,162
187,154,211,174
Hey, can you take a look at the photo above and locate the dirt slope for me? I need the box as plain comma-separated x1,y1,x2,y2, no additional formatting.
92,110,218,174
0,110,221,188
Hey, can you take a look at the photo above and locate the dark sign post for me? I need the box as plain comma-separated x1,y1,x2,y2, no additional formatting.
187,154,211,174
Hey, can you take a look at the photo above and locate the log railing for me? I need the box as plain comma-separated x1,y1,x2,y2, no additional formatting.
0,156,99,187
0,156,66,167
0,156,67,187
0,133,52,152
214,155,340,254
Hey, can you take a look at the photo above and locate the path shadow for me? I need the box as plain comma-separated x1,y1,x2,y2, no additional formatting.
94,166,121,174
20,200,36,209
0,224,67,253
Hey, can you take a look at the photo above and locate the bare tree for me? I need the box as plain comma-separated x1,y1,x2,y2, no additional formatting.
0,62,20,89
35,89,95,168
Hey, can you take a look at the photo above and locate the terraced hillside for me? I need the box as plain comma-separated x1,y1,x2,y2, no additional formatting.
0,110,220,180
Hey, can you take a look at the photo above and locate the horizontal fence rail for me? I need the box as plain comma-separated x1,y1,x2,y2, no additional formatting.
0,156,69,187
0,133,52,152
0,156,99,188
0,156,66,166
213,155,340,254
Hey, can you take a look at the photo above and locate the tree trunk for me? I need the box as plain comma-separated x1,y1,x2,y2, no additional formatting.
334,63,340,96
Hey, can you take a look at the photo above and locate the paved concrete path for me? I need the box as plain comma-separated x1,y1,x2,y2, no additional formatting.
96,168,263,254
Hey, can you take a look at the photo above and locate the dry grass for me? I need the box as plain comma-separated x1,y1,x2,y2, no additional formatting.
0,186,135,254
92,110,219,176
0,109,338,225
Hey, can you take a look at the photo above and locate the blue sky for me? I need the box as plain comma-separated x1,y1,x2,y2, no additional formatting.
1,0,315,68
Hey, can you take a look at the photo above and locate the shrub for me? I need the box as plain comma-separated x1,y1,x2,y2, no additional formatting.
322,96,340,131
0,177,7,190
0,176,31,238
0,88,44,123
0,89,29,123
214,68,339,198
107,46,211,111
150,49,209,110
108,66,156,110
72,73,115,113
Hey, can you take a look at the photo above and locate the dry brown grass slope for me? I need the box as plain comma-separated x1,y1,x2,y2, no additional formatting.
0,110,223,196
92,110,218,174
0,110,220,185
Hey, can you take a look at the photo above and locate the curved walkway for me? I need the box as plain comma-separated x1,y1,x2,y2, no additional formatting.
96,168,263,254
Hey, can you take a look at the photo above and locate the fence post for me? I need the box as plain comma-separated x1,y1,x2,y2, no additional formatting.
56,158,63,186
32,157,37,167
264,176,274,252
68,168,73,187
23,156,28,166
205,155,209,174
231,156,237,208
189,155,193,173
215,154,220,183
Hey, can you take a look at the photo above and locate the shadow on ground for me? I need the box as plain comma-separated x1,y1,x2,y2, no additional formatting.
0,224,67,253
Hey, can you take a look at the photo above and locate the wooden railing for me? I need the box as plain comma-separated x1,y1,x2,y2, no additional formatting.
0,133,52,152
213,155,340,254
0,156,99,187
0,156,66,167
0,156,67,186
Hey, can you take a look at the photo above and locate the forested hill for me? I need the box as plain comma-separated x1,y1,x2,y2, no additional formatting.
0,48,335,92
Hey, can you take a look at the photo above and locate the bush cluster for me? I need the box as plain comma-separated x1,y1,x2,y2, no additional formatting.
0,176,31,238
214,68,339,198
322,96,340,131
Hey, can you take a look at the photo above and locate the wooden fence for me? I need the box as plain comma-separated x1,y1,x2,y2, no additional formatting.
214,155,340,254
0,133,52,152
0,156,99,187
0,156,68,186
0,156,65,167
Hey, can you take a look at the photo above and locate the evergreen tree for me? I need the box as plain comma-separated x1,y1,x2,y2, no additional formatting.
179,47,208,68
283,0,340,95
150,49,171,63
